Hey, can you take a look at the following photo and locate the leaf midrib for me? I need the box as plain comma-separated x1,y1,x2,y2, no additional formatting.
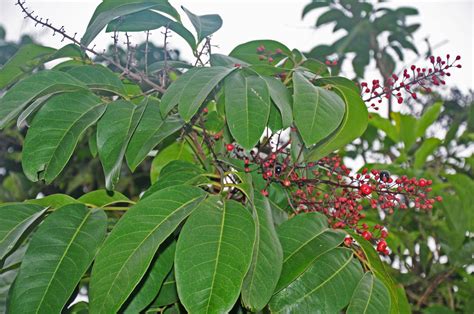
35,210,92,313
204,202,226,313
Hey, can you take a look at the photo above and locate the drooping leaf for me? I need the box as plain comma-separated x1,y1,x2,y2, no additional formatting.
274,212,346,292
123,240,176,313
225,72,271,150
106,10,196,50
77,189,131,207
302,1,329,18
81,0,180,47
229,40,291,65
22,91,106,183
181,6,223,44
89,185,206,314
160,67,234,120
293,72,345,147
126,97,184,171
0,44,55,89
269,248,363,313
0,203,46,261
306,77,368,161
316,9,347,27
175,197,255,313
8,204,107,313
347,272,391,314
97,99,146,190
150,140,195,183
66,64,126,96
0,70,87,129
241,194,283,312
262,76,293,128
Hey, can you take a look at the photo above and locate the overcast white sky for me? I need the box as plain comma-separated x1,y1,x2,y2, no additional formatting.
0,0,473,92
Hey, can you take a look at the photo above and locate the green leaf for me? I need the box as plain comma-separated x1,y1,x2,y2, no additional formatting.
241,195,283,312
398,113,417,150
316,9,346,27
0,203,46,260
97,99,146,190
415,101,442,138
181,6,223,45
66,64,126,96
293,72,345,147
150,141,195,183
262,76,293,128
175,198,255,313
225,72,271,150
368,113,399,142
306,77,368,161
148,61,193,73
26,194,80,209
8,204,107,313
348,231,407,314
143,161,207,199
210,53,248,67
347,272,391,314
0,70,87,129
0,44,55,89
230,40,291,65
89,185,206,314
106,10,196,50
16,95,52,128
123,240,176,313
126,98,184,171
269,248,363,313
274,212,346,292
160,67,234,120
178,67,234,121
22,91,106,183
150,271,178,308
414,138,442,169
302,1,329,18
77,189,131,207
81,0,179,47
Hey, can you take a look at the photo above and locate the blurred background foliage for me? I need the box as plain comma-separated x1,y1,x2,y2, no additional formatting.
0,0,472,312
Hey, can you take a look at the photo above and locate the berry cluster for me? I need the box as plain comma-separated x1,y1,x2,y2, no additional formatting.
226,136,441,255
361,55,461,109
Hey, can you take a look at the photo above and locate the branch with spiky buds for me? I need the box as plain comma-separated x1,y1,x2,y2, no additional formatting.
15,0,166,93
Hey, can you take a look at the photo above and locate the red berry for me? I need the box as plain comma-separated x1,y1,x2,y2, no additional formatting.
360,184,372,196
260,189,269,197
283,179,291,187
381,230,388,238
418,178,427,187
226,144,235,151
362,231,372,241
203,107,208,113
376,240,387,252
344,237,353,246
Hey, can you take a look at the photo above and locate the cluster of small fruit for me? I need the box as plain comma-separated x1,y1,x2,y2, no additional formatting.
227,140,441,255
361,55,461,109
